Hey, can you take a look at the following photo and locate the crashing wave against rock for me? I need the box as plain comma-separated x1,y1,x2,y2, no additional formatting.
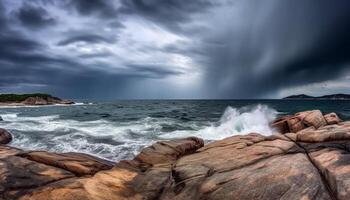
1,109,350,199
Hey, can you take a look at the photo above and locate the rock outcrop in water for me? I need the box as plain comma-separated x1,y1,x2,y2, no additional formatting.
0,128,12,144
0,93,74,106
1,109,350,199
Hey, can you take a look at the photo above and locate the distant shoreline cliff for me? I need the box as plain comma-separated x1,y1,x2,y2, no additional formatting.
283,93,350,100
0,93,74,106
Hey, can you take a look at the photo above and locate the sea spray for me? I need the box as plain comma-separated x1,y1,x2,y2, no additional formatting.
162,104,278,140
0,103,278,161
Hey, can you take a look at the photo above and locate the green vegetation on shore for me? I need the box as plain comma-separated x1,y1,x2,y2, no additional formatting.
0,93,60,102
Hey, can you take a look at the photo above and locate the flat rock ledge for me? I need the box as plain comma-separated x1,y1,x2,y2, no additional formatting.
1,110,350,199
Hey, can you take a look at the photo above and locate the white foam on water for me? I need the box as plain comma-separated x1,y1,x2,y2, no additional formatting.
161,104,278,140
0,104,278,161
0,112,163,160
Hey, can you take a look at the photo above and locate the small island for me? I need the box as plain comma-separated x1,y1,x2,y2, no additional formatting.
283,93,350,100
0,93,74,106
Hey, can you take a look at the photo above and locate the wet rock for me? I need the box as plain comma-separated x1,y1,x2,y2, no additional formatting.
324,112,342,125
0,116,3,121
0,128,12,144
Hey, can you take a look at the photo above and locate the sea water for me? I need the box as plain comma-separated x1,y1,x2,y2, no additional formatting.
0,100,349,161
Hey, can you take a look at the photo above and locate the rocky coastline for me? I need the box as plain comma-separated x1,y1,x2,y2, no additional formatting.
0,93,74,106
0,110,350,199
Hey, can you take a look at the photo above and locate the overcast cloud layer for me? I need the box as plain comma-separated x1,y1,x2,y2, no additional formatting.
1,0,350,99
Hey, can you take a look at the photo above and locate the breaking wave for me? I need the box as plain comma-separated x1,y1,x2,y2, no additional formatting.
0,104,278,161
161,104,278,140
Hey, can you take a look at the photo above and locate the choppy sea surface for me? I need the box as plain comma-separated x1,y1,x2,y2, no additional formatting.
0,100,349,161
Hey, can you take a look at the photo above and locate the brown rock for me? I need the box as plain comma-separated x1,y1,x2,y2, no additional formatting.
0,155,75,199
20,151,114,176
6,117,350,200
271,116,290,133
273,110,329,134
324,112,342,125
0,128,12,144
13,137,204,200
22,97,48,105
133,137,204,168
296,110,327,128
287,116,305,132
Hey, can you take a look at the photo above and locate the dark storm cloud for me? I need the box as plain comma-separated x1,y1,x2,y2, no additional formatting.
126,64,183,78
67,0,118,18
199,0,350,98
119,0,215,32
14,3,55,29
57,34,116,46
2,0,350,99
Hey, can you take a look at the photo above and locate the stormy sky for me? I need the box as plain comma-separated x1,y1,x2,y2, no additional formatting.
1,0,350,99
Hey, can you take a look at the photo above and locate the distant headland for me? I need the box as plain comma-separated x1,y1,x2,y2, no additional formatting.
0,93,74,106
283,93,350,100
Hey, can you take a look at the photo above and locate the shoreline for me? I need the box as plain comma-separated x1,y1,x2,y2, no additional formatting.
0,102,84,108
0,109,349,199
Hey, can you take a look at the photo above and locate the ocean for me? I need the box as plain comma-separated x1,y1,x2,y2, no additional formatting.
0,100,349,161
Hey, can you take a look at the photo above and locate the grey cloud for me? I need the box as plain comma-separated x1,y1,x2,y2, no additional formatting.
198,0,350,98
14,3,55,29
67,0,118,18
126,64,184,78
119,0,215,32
1,0,350,99
57,34,116,46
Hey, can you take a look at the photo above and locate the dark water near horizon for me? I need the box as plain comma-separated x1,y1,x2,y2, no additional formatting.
0,100,350,161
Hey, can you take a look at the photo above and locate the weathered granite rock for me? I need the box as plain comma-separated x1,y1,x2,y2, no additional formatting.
0,128,12,144
324,112,342,125
287,116,305,132
272,109,339,133
10,137,204,200
20,151,114,176
2,113,350,199
297,110,327,128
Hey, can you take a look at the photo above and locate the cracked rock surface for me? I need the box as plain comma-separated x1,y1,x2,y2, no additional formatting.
0,110,350,199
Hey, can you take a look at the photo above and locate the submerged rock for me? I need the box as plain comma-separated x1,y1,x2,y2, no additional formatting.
2,111,350,199
0,128,12,144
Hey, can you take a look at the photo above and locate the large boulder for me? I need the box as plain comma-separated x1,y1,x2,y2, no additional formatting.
0,128,12,144
296,110,327,128
324,112,342,125
272,110,331,133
